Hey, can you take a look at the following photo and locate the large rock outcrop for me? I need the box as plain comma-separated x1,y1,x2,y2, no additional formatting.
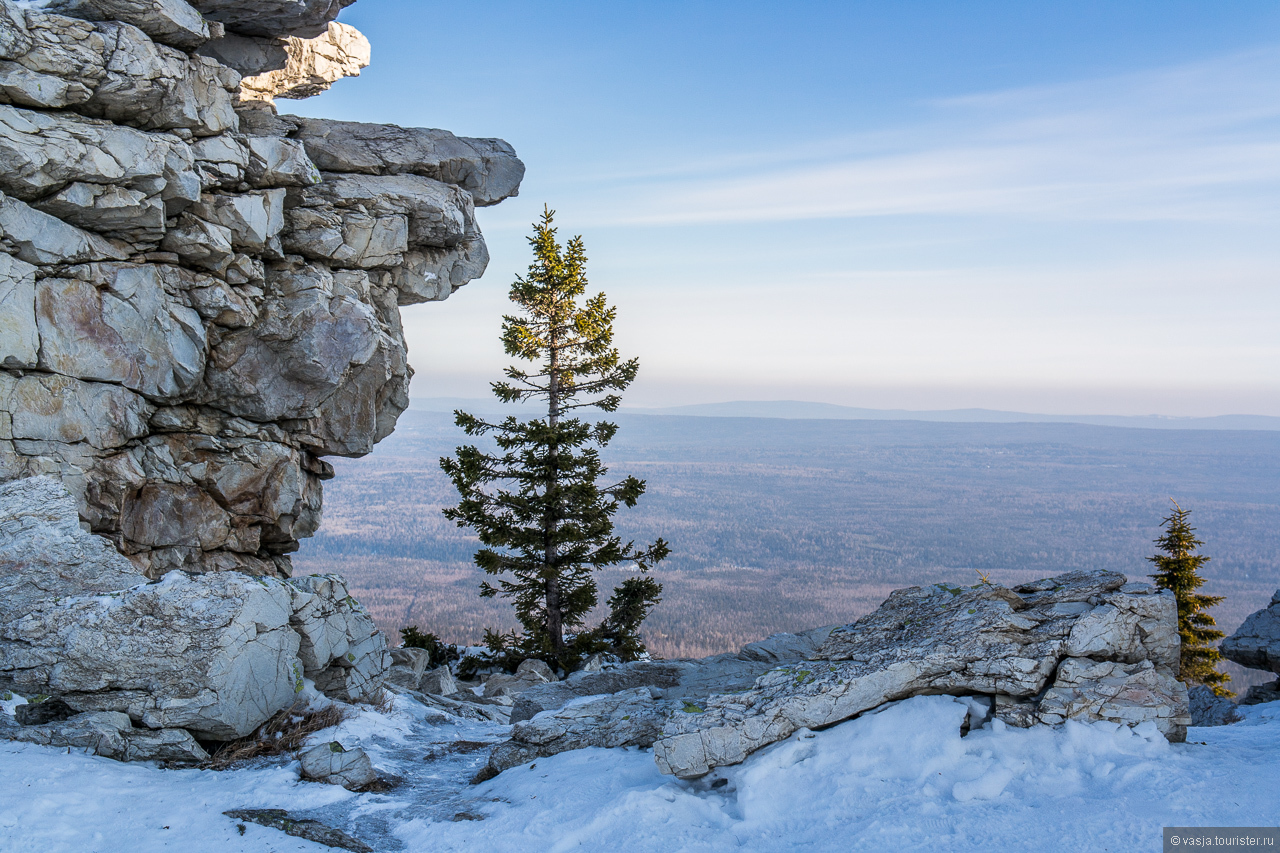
484,570,1190,779
1,476,389,757
1222,591,1280,706
0,0,523,578
653,571,1187,778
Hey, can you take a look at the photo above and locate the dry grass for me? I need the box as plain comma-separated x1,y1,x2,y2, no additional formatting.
203,703,347,770
361,686,396,715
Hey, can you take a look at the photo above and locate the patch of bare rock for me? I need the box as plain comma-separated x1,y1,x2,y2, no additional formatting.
483,570,1195,779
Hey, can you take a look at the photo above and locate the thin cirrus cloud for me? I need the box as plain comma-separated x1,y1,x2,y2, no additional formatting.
564,47,1280,228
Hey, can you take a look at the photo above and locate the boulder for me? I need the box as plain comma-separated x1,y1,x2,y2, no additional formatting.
1188,684,1243,726
385,647,430,690
0,478,389,746
1222,590,1280,675
1239,680,1280,707
289,117,525,206
286,574,389,702
0,569,303,739
483,660,556,701
419,665,456,696
652,572,1189,779
488,688,672,775
1,708,209,763
299,741,376,789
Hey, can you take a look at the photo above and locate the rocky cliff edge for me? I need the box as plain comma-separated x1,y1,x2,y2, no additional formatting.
0,0,523,578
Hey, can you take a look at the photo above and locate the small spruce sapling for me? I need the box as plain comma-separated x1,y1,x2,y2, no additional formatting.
1148,499,1232,697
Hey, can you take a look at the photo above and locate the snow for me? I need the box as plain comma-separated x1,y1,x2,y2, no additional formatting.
2,695,1279,853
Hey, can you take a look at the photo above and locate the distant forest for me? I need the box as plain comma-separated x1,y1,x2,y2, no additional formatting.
295,410,1280,687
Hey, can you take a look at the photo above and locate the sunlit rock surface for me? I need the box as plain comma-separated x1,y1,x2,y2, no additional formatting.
0,0,523,578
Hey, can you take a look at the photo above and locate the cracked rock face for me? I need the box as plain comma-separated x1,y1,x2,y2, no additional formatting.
1222,590,1280,676
651,570,1189,779
0,0,523,578
1,476,388,746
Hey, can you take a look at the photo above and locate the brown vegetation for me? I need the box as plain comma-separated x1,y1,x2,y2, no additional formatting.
203,703,347,770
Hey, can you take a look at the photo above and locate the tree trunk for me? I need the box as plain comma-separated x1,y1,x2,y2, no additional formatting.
545,307,563,651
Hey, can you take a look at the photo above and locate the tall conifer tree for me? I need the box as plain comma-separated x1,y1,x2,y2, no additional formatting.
441,208,668,665
1148,500,1232,696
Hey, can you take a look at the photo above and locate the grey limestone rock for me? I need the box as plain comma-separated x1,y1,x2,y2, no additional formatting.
35,262,207,400
285,572,389,702
201,22,368,105
491,630,837,773
0,568,304,739
419,665,457,696
0,478,393,742
385,647,430,690
1187,684,1243,726
290,117,525,206
487,687,673,775
1240,680,1280,706
0,476,143,623
2,708,209,763
190,0,357,40
0,0,521,578
0,251,38,368
0,190,128,265
651,570,1189,779
224,808,373,853
0,9,236,136
1222,590,1280,676
299,740,377,789
43,0,215,50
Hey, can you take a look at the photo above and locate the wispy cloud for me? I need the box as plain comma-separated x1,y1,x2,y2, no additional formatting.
544,48,1280,226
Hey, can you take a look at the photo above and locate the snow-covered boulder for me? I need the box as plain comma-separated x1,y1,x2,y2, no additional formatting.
653,571,1189,778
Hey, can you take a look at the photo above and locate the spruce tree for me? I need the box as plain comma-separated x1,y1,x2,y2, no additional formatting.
1147,499,1232,697
440,208,668,668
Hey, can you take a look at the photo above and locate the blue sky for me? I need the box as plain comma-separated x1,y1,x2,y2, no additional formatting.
300,1,1280,415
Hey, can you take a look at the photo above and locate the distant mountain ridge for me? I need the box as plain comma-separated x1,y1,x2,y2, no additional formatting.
411,397,1280,431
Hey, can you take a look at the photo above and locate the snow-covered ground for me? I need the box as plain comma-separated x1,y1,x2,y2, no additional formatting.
2,694,1278,853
